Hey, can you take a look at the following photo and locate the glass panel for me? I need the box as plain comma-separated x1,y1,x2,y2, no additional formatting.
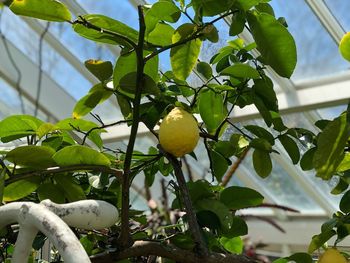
271,0,349,80
325,0,350,31
317,105,347,120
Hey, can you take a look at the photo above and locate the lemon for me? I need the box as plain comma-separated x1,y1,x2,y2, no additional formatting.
339,32,350,62
159,107,199,157
319,248,347,263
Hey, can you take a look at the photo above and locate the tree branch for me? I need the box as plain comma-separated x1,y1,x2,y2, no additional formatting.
90,241,258,263
118,5,146,249
158,145,208,257
5,165,122,185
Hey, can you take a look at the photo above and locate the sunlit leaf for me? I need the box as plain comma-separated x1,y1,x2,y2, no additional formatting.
220,63,260,79
6,146,56,168
55,174,86,201
3,177,41,201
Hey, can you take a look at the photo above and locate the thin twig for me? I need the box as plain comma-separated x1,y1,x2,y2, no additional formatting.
158,145,208,257
118,5,146,249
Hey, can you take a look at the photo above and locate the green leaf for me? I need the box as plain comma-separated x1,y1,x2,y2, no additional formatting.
119,73,159,96
313,114,350,180
187,180,214,203
199,89,226,133
210,150,228,182
256,3,275,16
6,146,56,168
300,147,316,171
3,177,41,201
73,88,112,119
214,141,236,158
235,0,263,11
245,125,274,145
220,186,264,210
36,123,57,139
53,145,111,166
221,63,260,79
191,0,235,16
55,174,86,202
73,14,138,47
170,24,202,80
253,149,272,178
196,198,232,232
113,50,159,93
253,78,278,112
147,23,174,46
230,11,246,36
340,190,350,213
84,59,113,82
145,1,181,35
219,236,243,254
331,178,348,194
337,153,350,172
278,134,300,164
117,94,132,118
201,24,219,43
227,216,248,237
0,115,43,142
247,11,297,78
196,62,212,79
37,182,65,204
0,169,6,203
250,138,272,152
308,230,336,253
10,0,71,22
286,253,313,263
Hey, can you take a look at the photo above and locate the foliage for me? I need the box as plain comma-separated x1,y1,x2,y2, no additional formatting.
0,0,349,262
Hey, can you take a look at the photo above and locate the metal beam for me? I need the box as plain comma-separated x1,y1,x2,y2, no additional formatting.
305,0,346,43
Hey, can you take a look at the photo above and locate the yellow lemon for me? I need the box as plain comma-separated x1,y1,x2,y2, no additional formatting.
339,32,350,62
159,107,199,158
319,248,347,263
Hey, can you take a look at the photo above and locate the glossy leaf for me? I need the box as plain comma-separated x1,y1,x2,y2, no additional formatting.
196,198,232,232
253,149,272,178
0,115,43,142
308,230,336,253
53,145,111,166
340,190,350,213
196,61,212,79
221,63,260,79
300,147,316,171
3,177,41,202
10,0,71,22
220,186,264,210
191,0,235,16
170,24,201,80
199,89,226,133
313,114,350,180
84,59,113,82
227,216,248,237
73,14,138,47
37,182,65,204
219,236,243,254
55,174,86,201
247,11,297,78
245,125,274,145
230,11,246,36
210,150,229,182
6,146,56,168
278,134,300,164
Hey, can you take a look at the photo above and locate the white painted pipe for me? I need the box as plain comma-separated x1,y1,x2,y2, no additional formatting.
0,200,119,263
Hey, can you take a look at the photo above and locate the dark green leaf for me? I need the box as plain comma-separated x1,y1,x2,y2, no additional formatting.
247,11,297,78
170,24,201,80
0,169,6,203
10,0,71,22
313,114,350,180
196,198,232,232
253,149,272,178
253,78,278,112
3,177,41,201
187,180,214,203
192,0,235,16
55,174,86,202
340,190,350,213
220,186,264,210
210,150,228,181
119,73,159,96
230,11,246,36
214,141,236,158
227,216,248,237
6,146,56,168
201,24,219,43
308,230,336,253
286,253,313,263
278,134,300,164
255,3,275,16
53,145,111,166
220,63,260,79
84,59,113,82
331,178,348,195
250,138,272,151
37,182,65,204
245,125,274,145
116,94,132,118
300,147,316,171
199,89,226,133
73,14,138,47
196,62,212,79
